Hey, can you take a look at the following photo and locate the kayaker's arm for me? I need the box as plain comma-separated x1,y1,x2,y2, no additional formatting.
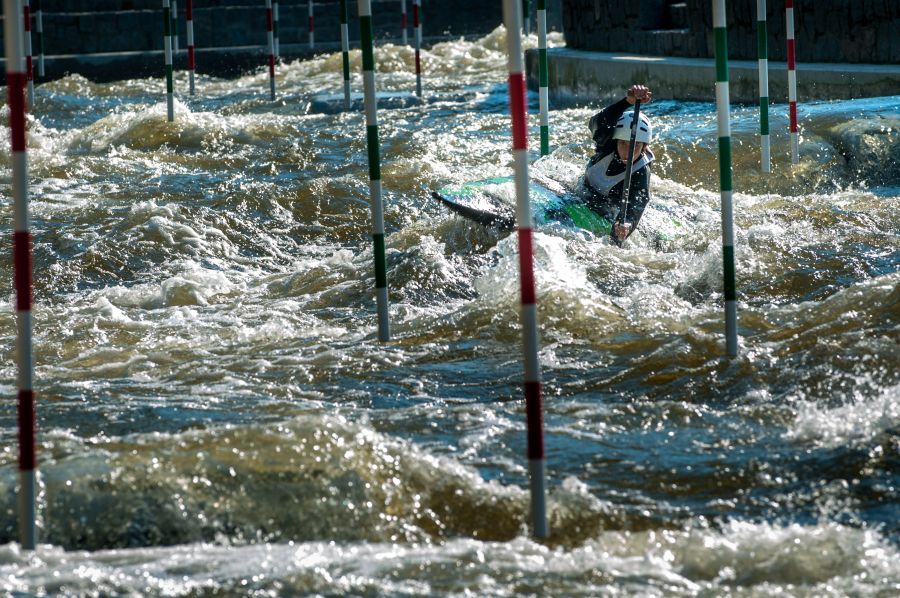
588,98,632,153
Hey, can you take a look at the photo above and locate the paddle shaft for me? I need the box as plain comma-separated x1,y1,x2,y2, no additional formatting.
619,100,641,225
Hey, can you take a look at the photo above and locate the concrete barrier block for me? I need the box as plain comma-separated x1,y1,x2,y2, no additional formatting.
876,23,891,64
77,14,96,33
669,3,688,30
893,25,900,63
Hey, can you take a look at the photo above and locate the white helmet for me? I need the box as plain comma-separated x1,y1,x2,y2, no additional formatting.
612,111,652,144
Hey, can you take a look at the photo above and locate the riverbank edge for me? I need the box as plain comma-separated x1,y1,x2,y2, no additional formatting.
525,47,900,105
4,41,899,105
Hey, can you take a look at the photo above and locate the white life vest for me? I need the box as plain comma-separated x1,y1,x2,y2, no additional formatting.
584,150,653,197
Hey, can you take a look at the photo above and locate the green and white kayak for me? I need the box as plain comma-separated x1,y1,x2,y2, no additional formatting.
431,174,686,243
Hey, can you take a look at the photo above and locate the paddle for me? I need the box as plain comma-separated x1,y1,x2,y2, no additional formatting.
614,100,641,246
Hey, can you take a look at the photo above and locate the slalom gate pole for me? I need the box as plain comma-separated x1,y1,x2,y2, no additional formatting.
266,0,276,100
503,0,548,540
537,0,549,155
522,0,530,35
714,0,738,357
786,0,798,164
413,0,421,97
757,0,770,172
171,0,178,54
24,0,33,109
340,0,351,109
163,0,174,121
4,0,38,551
186,0,195,95
273,0,279,58
401,0,407,45
34,0,43,78
308,0,314,49
359,0,391,342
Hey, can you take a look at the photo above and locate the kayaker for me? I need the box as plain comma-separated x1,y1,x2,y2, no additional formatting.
584,85,654,244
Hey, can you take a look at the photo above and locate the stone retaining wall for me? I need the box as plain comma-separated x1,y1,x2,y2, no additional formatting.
4,0,562,57
563,0,899,64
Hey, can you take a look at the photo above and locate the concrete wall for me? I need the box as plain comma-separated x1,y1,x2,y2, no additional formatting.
562,0,900,64
527,48,900,103
0,0,565,83
5,1,562,56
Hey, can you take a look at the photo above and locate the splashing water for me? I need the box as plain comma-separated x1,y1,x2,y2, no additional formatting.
0,27,898,596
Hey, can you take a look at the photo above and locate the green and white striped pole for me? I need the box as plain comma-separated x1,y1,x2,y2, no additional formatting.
266,0,276,100
714,0,738,357
171,0,178,54
359,0,390,341
504,0,548,540
5,0,38,551
521,0,530,35
340,0,351,109
537,0,549,155
757,0,770,172
163,0,174,121
23,0,33,109
273,0,279,58
413,0,422,97
34,0,44,78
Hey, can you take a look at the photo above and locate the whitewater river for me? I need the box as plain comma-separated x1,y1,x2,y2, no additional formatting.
1,28,898,596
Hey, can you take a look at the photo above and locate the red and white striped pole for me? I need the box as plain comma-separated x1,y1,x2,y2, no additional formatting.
400,0,408,45
5,0,38,551
266,0,275,100
23,0,33,109
186,0,195,95
308,0,314,49
502,0,548,539
786,0,798,164
413,0,422,97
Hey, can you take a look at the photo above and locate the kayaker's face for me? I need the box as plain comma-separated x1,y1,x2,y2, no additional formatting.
616,140,646,163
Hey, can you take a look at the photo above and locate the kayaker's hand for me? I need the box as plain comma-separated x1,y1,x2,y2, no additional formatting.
626,85,652,105
613,222,632,242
